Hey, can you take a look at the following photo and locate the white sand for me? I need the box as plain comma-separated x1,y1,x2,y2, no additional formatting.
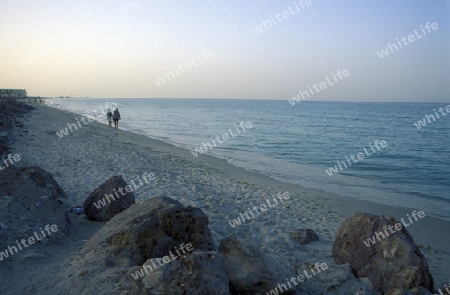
1,103,449,293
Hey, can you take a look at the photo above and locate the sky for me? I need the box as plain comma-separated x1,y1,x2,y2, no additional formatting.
0,0,448,102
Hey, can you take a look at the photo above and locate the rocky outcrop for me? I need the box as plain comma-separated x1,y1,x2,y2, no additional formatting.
0,166,71,253
21,166,67,199
0,97,33,156
218,235,277,294
53,197,228,294
332,212,434,294
138,251,230,295
83,175,136,221
291,229,319,245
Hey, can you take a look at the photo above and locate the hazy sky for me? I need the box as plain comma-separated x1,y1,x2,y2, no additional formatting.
1,0,448,102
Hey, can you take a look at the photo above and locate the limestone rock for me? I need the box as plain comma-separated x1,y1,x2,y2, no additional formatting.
332,212,434,294
140,252,230,295
218,235,277,294
51,197,224,294
83,175,135,221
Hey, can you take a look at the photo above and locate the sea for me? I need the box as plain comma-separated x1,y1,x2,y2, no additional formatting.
48,98,450,221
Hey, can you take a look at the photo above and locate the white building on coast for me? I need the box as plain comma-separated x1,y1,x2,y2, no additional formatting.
0,89,27,98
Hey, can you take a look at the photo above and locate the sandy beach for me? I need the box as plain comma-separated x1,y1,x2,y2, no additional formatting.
1,102,449,294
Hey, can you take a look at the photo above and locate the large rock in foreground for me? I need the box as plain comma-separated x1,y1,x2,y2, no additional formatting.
52,197,228,294
332,212,434,294
83,175,135,221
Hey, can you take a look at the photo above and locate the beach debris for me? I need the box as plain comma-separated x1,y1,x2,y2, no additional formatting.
332,212,434,294
83,175,135,221
71,207,84,214
218,235,277,294
291,229,319,245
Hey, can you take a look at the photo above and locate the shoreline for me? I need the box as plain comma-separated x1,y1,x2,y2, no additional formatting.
4,102,450,291
45,99,450,222
46,98,450,222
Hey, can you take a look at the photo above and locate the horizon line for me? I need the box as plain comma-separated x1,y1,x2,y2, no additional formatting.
39,97,448,104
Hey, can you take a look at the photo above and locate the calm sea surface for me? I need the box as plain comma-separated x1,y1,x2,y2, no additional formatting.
49,98,450,221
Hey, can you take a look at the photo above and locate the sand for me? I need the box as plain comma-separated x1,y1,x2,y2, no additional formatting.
1,102,449,294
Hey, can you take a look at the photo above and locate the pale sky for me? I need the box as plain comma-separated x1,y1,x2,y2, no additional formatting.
0,0,448,102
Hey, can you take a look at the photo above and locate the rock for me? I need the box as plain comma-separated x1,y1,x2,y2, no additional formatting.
332,212,434,294
140,252,230,295
291,229,319,245
20,166,67,199
386,287,435,295
218,235,277,294
51,197,225,294
0,166,71,251
83,175,136,221
82,196,215,264
294,260,380,295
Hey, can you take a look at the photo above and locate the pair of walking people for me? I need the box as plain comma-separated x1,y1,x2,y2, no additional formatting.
107,108,121,128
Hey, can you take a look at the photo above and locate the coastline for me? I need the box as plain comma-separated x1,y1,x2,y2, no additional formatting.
3,102,450,292
47,98,450,223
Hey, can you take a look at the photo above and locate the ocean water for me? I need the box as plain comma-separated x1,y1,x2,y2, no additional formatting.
48,98,450,221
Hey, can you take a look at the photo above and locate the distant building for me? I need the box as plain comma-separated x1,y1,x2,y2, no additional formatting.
0,89,27,98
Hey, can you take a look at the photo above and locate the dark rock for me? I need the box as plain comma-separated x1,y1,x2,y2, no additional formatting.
0,166,67,201
140,252,229,295
218,235,277,294
332,212,434,294
21,166,67,199
291,229,319,245
0,165,71,250
83,175,136,221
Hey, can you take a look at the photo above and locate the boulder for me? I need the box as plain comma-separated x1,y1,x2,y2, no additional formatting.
0,166,71,251
291,229,319,245
218,235,277,294
20,166,67,199
139,252,229,295
50,197,226,294
332,212,434,294
83,175,135,221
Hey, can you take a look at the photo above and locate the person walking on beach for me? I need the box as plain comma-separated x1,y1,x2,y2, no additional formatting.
113,108,121,128
106,109,113,127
